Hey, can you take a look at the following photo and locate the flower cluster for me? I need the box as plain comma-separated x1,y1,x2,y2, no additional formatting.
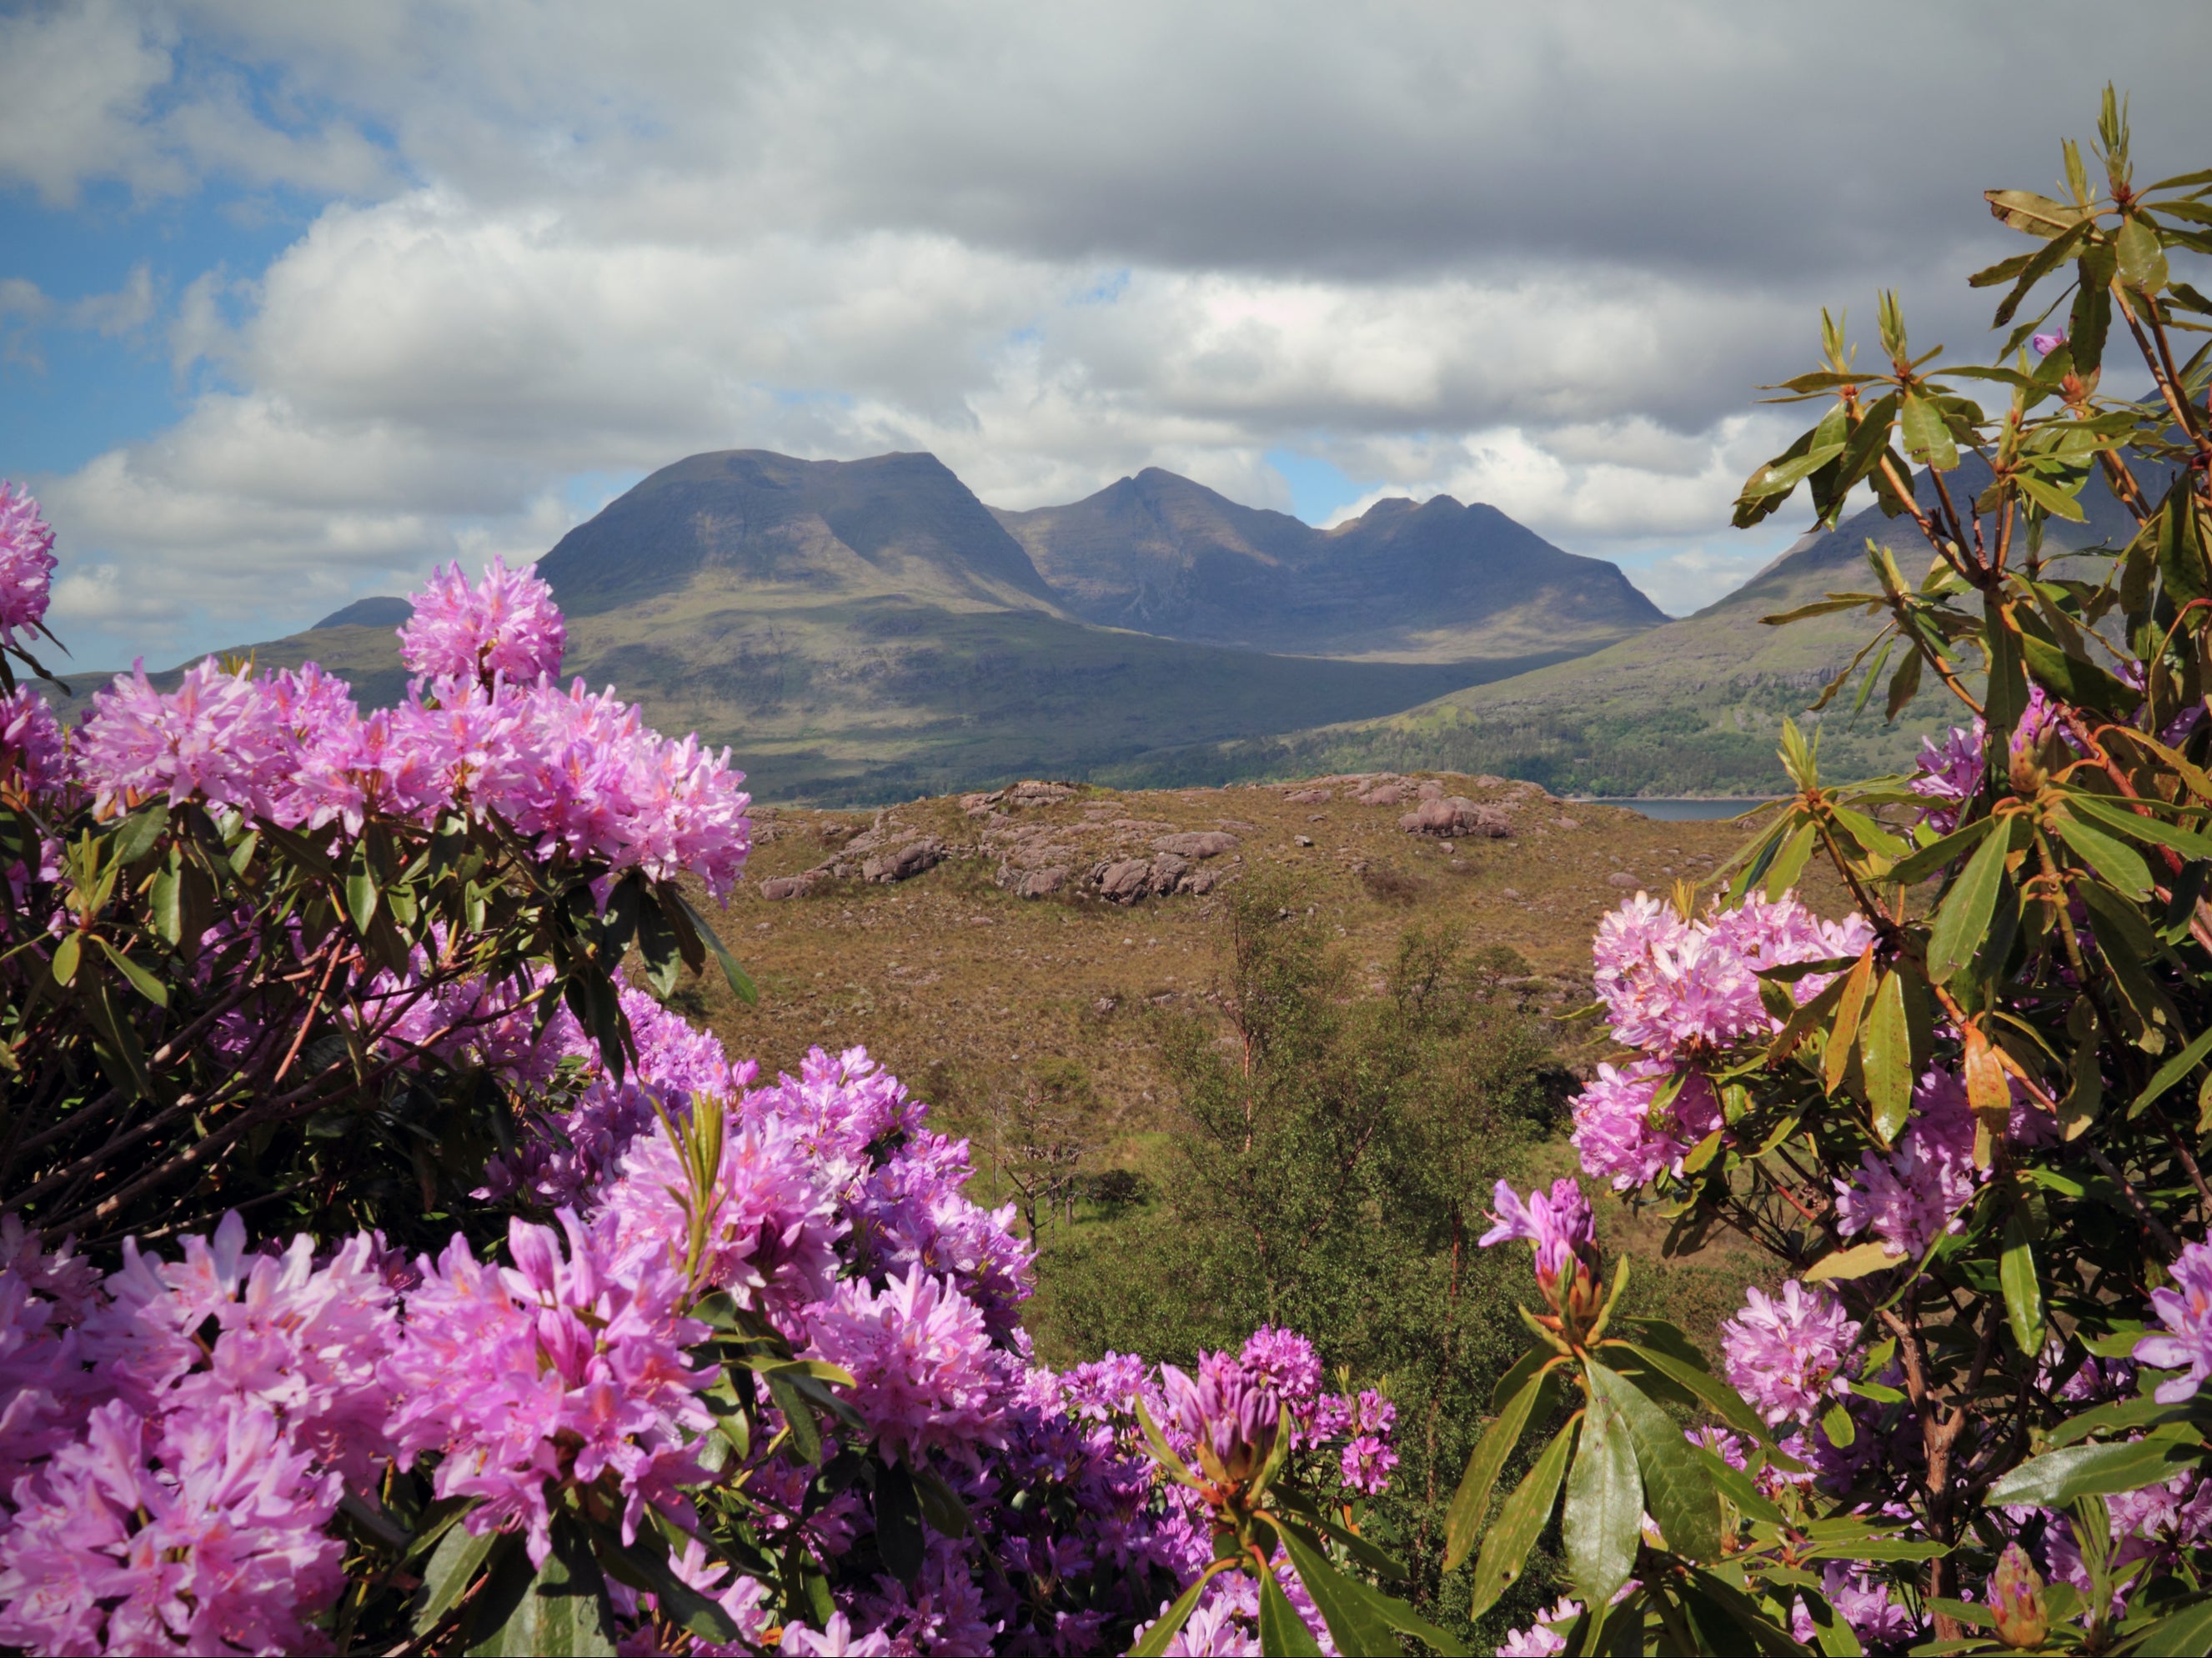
1720,1280,1858,1427
1833,1067,1982,1258
399,557,566,684
2137,1237,2212,1403
1480,1175,1604,1322
0,482,55,648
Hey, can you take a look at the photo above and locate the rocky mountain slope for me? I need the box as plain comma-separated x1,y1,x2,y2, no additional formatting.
993,467,1664,661
120,448,1645,803
1100,461,2146,797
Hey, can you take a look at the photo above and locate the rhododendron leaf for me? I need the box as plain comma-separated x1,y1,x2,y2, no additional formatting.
1767,971,1847,1068
636,890,684,997
1471,1416,1577,1618
1680,1567,1808,1655
1822,945,1877,1095
48,931,78,985
674,889,756,1004
108,802,166,866
1130,1558,1241,1657
767,1372,824,1463
1563,1382,1640,1612
1693,1445,1785,1525
2119,1595,2212,1657
577,1517,741,1645
1132,1395,1202,1490
91,935,166,1008
1803,1241,1901,1284
1986,1438,2199,1507
2049,1393,2196,1447
913,1464,973,1539
2064,790,2212,860
415,1522,503,1635
1884,642,1924,721
873,1460,925,1583
1444,1356,1560,1570
1257,1561,1327,1656
1928,821,2013,984
85,979,153,1102
1863,969,1913,1143
2053,809,2155,900
2001,1208,2047,1355
1765,822,1818,900
1280,1520,1469,1656
473,1520,616,1656
346,863,380,931
1591,1357,1721,1564
1615,1342,1804,1469
1888,815,1997,887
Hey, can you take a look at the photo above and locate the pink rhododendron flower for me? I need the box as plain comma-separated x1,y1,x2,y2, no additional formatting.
1721,1280,1858,1425
400,556,565,684
0,687,65,798
1571,1059,1723,1190
1479,1175,1601,1305
2032,330,2067,356
1159,1350,1282,1485
1339,1434,1397,1495
2137,1239,2212,1402
1833,1068,1983,1259
1498,1599,1581,1657
382,1210,712,1566
0,481,56,646
780,1611,897,1655
0,1397,344,1658
805,1264,1007,1468
1909,722,1985,833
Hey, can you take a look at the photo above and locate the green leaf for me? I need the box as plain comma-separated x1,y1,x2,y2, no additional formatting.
109,804,167,866
2134,1022,2212,1115
2068,793,2212,862
1279,1523,1470,1657
1822,945,1875,1096
2020,633,2137,717
2053,809,2155,900
2117,213,2170,293
1803,1241,1901,1284
414,1521,501,1634
1884,644,1924,722
1470,1418,1576,1619
2159,482,2212,606
470,1520,615,1656
1563,1383,1641,1613
1258,1564,1326,1657
766,1372,822,1464
1986,1439,2199,1508
1900,393,1958,470
1588,1360,1719,1562
1444,1358,1558,1570
347,864,379,932
1986,188,2085,238
91,935,168,1008
1765,823,1818,901
2001,1207,2046,1356
1927,821,2012,983
2117,1595,2212,1655
1130,1560,1239,1658
1614,1340,1800,1466
2016,469,2090,523
1888,817,1997,886
576,1519,741,1645
48,931,79,986
873,1460,924,1583
673,889,757,1004
1863,969,1913,1144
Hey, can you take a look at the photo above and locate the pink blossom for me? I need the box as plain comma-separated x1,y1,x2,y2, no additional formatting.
1339,1435,1397,1495
1571,1060,1723,1190
0,482,56,646
805,1265,1007,1468
382,1210,712,1566
779,1612,896,1655
1833,1068,1982,1259
0,687,65,798
1909,723,1984,834
1479,1176,1602,1305
400,557,565,684
2032,331,2068,357
1159,1350,1282,1485
1237,1325,1320,1404
76,659,291,819
1720,1280,1858,1425
2137,1239,2212,1403
0,1397,344,1658
1498,1599,1580,1656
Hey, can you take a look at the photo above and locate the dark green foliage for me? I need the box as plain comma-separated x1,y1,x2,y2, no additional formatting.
1035,874,1572,1645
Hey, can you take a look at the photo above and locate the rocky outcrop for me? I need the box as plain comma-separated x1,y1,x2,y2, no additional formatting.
863,837,945,884
1155,830,1238,859
1399,797,1511,839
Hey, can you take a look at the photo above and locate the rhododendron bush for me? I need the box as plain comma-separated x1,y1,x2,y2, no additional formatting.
1455,94,2212,1655
0,521,1435,1649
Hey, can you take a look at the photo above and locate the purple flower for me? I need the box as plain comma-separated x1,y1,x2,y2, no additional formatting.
1720,1280,1858,1425
1158,1350,1282,1485
1833,1068,1982,1258
805,1265,1008,1469
0,687,65,798
2033,331,2068,358
399,556,565,685
0,482,56,647
1571,1060,1723,1191
1237,1325,1320,1404
780,1611,897,1655
1909,722,1984,834
1497,1599,1580,1657
2137,1239,2212,1402
1479,1176,1602,1311
1339,1434,1397,1495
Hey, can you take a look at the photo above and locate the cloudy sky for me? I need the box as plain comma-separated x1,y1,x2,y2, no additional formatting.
4,1,2210,667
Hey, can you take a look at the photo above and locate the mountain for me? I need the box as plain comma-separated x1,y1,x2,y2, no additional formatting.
992,468,1665,661
122,448,1637,804
1096,460,2146,798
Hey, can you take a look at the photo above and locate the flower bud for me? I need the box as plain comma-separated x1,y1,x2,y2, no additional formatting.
1990,1542,2047,1649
